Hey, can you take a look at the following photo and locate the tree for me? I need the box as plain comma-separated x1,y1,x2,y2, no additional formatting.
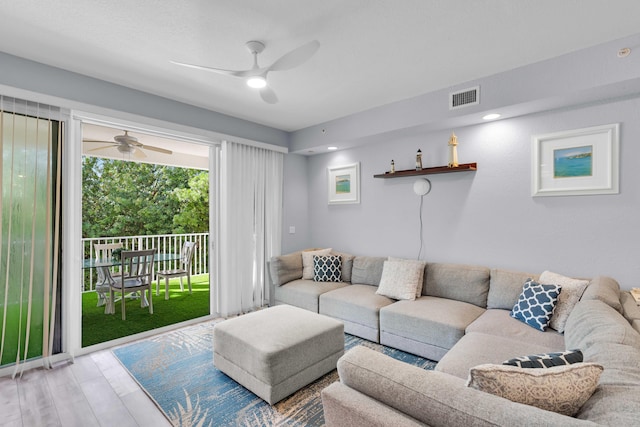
82,157,208,238
172,172,209,233
82,156,107,238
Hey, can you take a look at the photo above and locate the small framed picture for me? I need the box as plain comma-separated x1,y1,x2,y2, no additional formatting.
328,162,360,204
531,123,619,197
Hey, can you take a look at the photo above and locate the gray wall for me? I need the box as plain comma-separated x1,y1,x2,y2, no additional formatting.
281,153,311,253
295,96,640,289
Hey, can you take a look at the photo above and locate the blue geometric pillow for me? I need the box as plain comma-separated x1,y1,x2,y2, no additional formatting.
503,349,583,368
510,279,562,331
313,255,342,282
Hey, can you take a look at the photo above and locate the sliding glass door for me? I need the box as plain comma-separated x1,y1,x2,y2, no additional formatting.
0,96,62,374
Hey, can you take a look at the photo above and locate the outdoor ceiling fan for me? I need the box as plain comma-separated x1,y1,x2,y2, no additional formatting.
170,39,320,104
83,131,172,159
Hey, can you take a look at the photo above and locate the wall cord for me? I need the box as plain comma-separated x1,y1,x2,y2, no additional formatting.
417,194,425,260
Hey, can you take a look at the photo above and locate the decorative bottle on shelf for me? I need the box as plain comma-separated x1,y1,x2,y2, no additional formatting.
416,149,423,170
448,132,459,168
390,159,395,173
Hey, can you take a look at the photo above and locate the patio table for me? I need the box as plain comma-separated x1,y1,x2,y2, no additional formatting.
84,252,182,312
83,252,182,269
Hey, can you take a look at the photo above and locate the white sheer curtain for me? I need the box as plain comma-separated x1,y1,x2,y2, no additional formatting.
214,141,283,317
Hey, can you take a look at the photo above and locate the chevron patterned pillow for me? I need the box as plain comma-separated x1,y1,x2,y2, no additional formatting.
503,349,583,368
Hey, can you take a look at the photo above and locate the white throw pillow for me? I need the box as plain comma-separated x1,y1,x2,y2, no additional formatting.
539,270,589,333
302,248,332,280
388,257,427,297
376,260,424,300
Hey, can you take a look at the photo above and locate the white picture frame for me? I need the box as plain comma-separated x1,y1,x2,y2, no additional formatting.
328,162,360,204
531,123,619,197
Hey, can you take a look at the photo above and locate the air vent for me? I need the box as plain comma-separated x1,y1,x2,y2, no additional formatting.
449,86,480,110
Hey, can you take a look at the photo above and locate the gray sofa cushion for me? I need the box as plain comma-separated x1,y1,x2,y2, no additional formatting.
466,309,565,350
319,284,394,334
351,256,386,286
380,296,485,352
576,342,640,426
436,331,564,380
582,342,640,385
487,268,539,310
274,279,346,312
269,251,303,286
565,299,640,381
564,299,640,424
576,382,640,425
565,299,640,350
620,291,640,323
426,263,490,308
580,276,622,314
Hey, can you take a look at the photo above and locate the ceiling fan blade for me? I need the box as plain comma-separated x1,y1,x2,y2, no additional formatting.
268,40,320,72
170,60,257,77
260,86,278,104
83,139,116,144
141,144,173,155
133,148,147,159
86,145,116,153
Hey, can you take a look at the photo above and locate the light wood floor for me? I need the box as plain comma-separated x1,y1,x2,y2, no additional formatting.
0,350,171,427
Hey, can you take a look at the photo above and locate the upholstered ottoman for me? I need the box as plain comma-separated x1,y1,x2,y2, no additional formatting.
213,304,345,404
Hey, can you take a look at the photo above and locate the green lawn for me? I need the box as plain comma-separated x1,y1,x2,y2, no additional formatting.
82,274,210,347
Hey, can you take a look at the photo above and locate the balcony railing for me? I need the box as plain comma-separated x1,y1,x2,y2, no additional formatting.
82,232,209,292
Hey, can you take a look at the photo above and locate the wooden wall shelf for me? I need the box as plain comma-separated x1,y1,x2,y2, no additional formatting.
374,162,477,179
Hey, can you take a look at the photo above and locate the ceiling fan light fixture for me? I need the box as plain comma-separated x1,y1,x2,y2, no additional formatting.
116,144,135,154
172,39,319,104
247,76,267,89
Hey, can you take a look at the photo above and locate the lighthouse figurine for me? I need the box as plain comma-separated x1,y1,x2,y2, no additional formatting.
415,149,423,170
448,132,459,168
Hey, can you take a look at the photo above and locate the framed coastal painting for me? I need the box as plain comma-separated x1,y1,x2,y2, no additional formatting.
531,123,619,197
328,162,360,204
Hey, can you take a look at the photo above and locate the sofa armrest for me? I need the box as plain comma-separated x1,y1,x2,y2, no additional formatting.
337,346,596,427
321,382,427,427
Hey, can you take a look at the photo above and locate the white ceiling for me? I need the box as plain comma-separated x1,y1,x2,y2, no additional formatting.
1,1,640,132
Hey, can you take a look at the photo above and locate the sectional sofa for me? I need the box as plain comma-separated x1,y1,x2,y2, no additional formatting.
268,249,640,425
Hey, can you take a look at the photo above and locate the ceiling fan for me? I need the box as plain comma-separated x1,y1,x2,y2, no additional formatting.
170,39,320,104
83,131,172,159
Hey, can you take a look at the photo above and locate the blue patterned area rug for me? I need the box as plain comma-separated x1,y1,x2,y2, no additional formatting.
113,319,436,427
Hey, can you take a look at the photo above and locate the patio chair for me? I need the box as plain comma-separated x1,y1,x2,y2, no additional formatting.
156,241,198,300
93,242,123,307
107,248,156,320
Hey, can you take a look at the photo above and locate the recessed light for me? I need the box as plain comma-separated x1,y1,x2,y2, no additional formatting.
328,146,338,150
618,47,631,58
482,113,501,120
